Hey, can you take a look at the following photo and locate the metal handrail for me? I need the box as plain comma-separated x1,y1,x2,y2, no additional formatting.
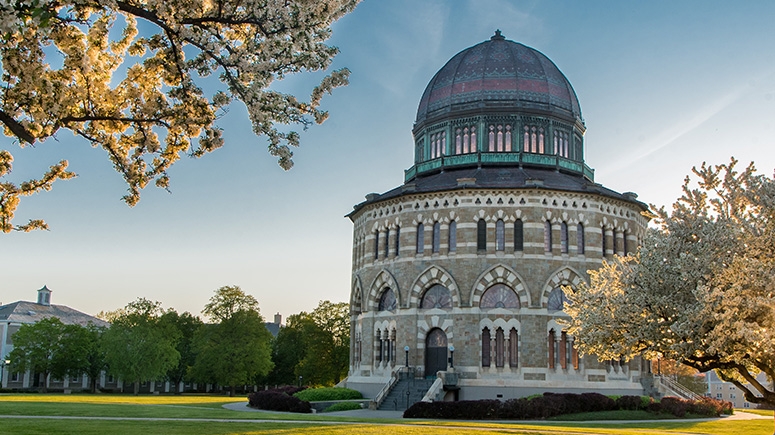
654,375,701,401
371,371,399,409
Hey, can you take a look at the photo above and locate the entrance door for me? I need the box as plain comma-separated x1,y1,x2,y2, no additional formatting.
425,328,447,378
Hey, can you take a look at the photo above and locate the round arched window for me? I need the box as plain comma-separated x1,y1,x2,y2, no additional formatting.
480,284,520,309
421,284,452,309
547,287,570,312
378,288,397,311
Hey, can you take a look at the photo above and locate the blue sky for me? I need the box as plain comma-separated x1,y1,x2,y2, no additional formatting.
3,0,774,321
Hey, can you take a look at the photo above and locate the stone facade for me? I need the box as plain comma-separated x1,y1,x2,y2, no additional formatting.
345,32,651,401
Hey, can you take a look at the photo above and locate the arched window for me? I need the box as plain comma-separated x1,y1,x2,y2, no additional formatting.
457,126,477,154
430,131,445,159
554,130,569,158
374,230,379,260
421,284,452,309
477,219,487,251
416,223,424,254
601,226,608,258
378,288,397,311
547,287,569,312
480,284,520,309
612,228,618,255
577,223,585,254
561,222,569,254
509,328,518,367
482,327,491,367
487,124,512,152
544,221,552,253
496,219,505,251
448,220,457,252
514,219,523,251
432,221,441,253
495,327,505,367
376,330,382,363
524,125,545,153
384,228,390,258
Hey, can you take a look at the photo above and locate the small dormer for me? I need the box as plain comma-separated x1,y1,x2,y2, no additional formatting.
37,285,52,306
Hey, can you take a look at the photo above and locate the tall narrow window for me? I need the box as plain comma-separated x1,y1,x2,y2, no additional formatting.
612,228,618,256
448,221,457,252
495,327,505,368
561,222,569,254
384,331,391,364
455,128,462,154
463,127,470,153
560,331,568,369
514,219,524,251
482,328,491,367
470,126,477,152
505,125,512,151
601,226,608,258
544,221,552,253
576,223,585,254
509,328,518,367
548,329,556,369
477,219,487,251
622,230,629,256
416,223,424,254
496,219,505,251
374,230,379,260
376,330,382,363
432,222,441,253
395,226,400,257
384,228,390,258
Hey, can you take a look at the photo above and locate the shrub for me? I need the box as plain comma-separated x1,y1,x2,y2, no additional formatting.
578,392,617,412
404,400,501,419
248,387,312,413
293,387,363,402
324,402,363,412
687,397,733,417
659,397,690,417
616,395,646,411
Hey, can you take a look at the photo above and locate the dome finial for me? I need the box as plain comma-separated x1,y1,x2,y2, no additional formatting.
491,29,505,41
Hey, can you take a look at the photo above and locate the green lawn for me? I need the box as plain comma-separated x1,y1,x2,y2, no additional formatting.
0,394,772,435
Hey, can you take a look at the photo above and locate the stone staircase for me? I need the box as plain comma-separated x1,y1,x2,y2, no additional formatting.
377,377,435,411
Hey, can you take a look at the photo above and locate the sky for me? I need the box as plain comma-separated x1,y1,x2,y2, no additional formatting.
2,0,775,321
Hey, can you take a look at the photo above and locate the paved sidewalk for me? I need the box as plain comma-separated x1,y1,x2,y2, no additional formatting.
222,401,404,419
222,401,771,422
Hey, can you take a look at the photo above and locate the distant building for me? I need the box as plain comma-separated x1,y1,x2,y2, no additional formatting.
0,286,111,390
706,370,770,409
265,312,283,337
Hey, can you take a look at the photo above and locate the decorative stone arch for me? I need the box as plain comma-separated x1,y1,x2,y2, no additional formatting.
416,316,454,350
471,264,531,308
408,265,460,308
479,317,520,332
367,269,401,311
351,275,364,315
540,267,585,309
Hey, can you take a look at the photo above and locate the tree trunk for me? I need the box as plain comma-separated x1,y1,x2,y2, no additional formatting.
90,377,97,394
230,385,236,397
134,378,140,395
41,372,48,393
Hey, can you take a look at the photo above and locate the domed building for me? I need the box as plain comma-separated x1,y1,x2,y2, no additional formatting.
346,31,651,404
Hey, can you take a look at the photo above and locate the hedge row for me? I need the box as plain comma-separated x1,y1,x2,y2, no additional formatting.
247,386,312,413
293,387,363,402
403,393,732,420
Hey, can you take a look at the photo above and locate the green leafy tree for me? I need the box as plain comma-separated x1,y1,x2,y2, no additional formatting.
286,300,349,387
79,323,108,393
265,323,305,386
9,317,66,392
566,159,775,414
159,310,203,394
102,298,180,395
0,0,360,233
191,285,272,396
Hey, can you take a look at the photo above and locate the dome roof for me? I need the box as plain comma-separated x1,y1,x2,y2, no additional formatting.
416,31,582,125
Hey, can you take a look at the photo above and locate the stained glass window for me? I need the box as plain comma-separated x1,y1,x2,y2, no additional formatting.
482,327,491,367
561,222,569,254
477,219,487,251
495,328,505,367
496,219,505,251
378,288,397,311
509,328,518,367
427,328,447,347
421,284,452,309
547,287,569,312
416,223,424,254
480,284,520,309
544,221,552,253
514,220,523,251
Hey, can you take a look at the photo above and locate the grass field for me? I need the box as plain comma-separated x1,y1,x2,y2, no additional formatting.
0,394,772,435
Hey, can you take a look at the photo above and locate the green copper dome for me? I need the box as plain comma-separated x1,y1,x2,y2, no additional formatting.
407,31,592,183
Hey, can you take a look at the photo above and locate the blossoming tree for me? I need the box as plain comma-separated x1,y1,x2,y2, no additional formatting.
566,159,775,413
0,0,359,232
